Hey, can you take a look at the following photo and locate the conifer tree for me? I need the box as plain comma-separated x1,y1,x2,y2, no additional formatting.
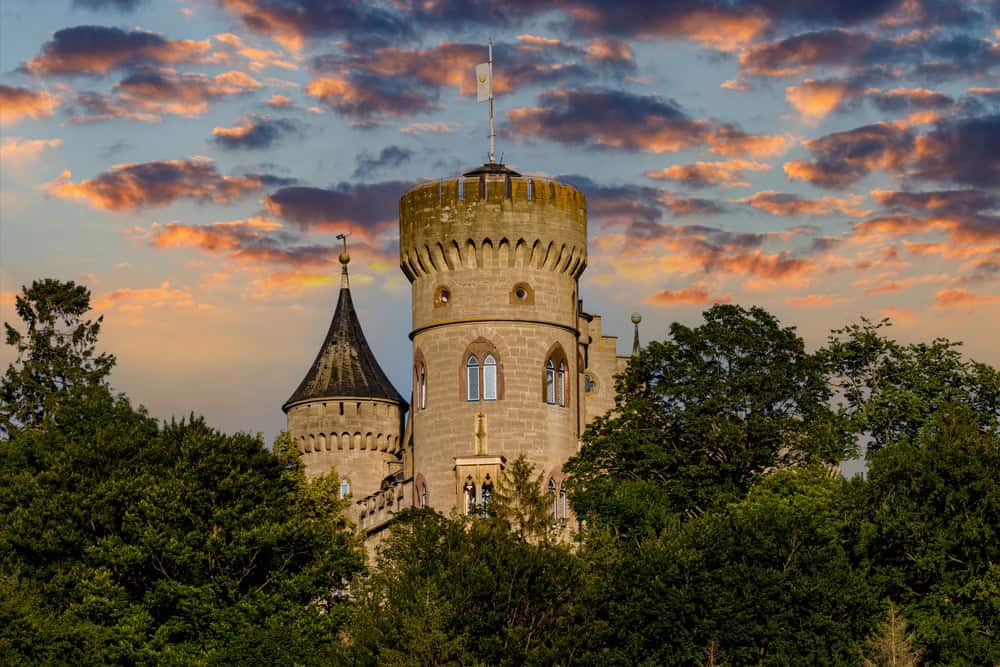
488,455,552,540
862,603,923,667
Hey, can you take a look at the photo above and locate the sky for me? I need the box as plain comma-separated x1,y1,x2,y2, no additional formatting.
1,0,998,445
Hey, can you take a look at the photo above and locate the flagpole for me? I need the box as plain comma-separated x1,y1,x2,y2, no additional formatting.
488,38,495,164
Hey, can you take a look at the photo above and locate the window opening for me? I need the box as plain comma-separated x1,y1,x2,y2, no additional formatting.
559,486,568,521
420,483,428,508
527,179,533,200
558,361,567,407
463,476,476,515
467,356,480,401
340,479,350,499
545,360,556,404
419,367,427,409
483,354,497,401
548,478,558,523
481,474,493,516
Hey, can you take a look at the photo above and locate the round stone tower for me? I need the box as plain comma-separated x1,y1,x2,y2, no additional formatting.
283,253,406,498
399,164,587,513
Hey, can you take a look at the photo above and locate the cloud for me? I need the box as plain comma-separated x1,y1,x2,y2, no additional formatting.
212,32,297,71
785,294,846,307
0,85,59,124
786,78,869,122
784,121,914,188
662,196,726,217
211,114,301,150
911,114,1000,187
400,121,457,135
645,283,732,305
73,0,145,10
23,26,210,76
561,175,727,226
506,88,788,157
646,159,770,188
111,69,262,118
217,0,409,52
0,137,62,164
871,188,997,217
870,87,955,112
265,181,412,238
935,288,1000,307
93,282,195,311
739,29,883,77
353,146,413,178
244,271,337,300
740,191,870,217
43,157,272,211
305,74,437,122
264,93,294,108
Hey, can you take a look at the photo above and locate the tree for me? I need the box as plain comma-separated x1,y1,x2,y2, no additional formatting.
348,510,587,666
1,279,114,438
566,304,850,536
853,402,1000,665
861,603,923,667
820,317,1000,455
488,455,553,540
0,390,364,665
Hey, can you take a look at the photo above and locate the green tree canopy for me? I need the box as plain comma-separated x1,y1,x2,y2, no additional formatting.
1,279,115,438
566,304,850,536
488,454,553,540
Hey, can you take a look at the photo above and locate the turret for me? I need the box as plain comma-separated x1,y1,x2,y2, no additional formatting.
283,249,406,499
399,164,587,516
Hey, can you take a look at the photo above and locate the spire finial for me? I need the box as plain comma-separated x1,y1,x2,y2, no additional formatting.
336,233,350,289
631,312,642,355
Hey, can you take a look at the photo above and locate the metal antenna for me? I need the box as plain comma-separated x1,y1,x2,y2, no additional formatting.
488,38,495,164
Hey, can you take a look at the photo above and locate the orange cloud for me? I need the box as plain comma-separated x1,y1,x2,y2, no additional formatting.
785,79,867,122
785,294,846,307
93,282,196,311
113,70,262,118
213,32,297,71
148,217,284,253
671,10,768,52
741,191,870,217
400,121,457,135
244,271,337,300
585,38,634,63
645,283,733,305
880,306,917,322
43,158,271,212
264,94,294,108
0,137,62,164
0,85,59,124
24,26,209,76
935,289,1000,308
647,159,770,188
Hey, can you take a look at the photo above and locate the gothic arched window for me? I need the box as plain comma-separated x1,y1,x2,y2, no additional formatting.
557,361,567,407
548,478,558,523
466,356,480,402
483,354,497,401
419,366,427,409
559,485,568,521
481,474,494,517
545,360,556,404
421,485,428,508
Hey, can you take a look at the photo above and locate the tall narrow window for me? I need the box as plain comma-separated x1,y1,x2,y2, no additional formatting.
557,361,567,407
545,360,556,404
340,479,350,499
559,486,568,521
463,476,476,515
548,479,558,523
466,356,480,401
419,367,427,409
420,485,428,508
481,475,493,517
483,354,497,401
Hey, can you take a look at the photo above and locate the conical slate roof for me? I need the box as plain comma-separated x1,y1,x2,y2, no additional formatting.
283,287,404,411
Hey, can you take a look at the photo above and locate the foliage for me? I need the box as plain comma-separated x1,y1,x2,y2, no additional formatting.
488,454,553,540
347,509,588,666
862,603,923,667
0,388,364,665
566,304,850,535
820,317,1000,456
853,402,1000,665
1,279,115,438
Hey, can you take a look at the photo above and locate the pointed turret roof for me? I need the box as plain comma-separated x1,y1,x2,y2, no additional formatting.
282,251,404,412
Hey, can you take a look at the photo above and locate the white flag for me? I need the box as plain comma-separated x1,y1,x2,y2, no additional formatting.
475,62,491,102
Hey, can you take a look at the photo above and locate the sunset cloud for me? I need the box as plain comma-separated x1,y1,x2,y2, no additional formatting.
935,288,1000,308
23,26,209,76
213,32,297,71
0,137,62,164
211,114,301,150
43,157,273,211
740,191,870,217
786,79,868,122
785,121,914,188
785,294,846,307
0,85,59,124
112,69,262,118
646,159,769,188
264,93,294,108
645,283,732,305
507,88,787,157
93,282,196,311
265,181,412,238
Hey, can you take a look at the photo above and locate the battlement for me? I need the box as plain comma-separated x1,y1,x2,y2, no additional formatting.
399,174,588,281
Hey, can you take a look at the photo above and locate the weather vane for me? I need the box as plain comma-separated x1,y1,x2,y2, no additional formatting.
336,232,350,288
475,39,495,164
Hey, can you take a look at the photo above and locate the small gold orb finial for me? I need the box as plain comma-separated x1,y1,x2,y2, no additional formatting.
631,312,642,325
339,250,351,265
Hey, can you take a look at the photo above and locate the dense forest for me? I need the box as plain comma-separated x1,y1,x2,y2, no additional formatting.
2,279,998,666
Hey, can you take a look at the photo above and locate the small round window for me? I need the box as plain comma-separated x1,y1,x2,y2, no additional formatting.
509,282,534,305
434,286,451,307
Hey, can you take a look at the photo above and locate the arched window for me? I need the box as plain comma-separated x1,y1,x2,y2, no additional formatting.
466,356,480,401
421,485,428,508
339,479,350,499
548,478,558,523
559,485,568,521
463,476,477,515
481,474,494,512
545,360,556,404
419,366,427,409
557,361,567,407
483,354,497,401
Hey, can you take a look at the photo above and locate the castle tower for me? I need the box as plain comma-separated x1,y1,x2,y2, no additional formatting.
283,251,406,499
399,164,587,514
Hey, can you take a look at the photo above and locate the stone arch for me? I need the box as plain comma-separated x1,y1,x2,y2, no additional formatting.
353,432,362,450
481,238,494,268
542,341,570,406
460,337,505,401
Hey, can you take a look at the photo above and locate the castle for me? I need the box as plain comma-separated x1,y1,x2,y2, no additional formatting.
282,163,636,547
